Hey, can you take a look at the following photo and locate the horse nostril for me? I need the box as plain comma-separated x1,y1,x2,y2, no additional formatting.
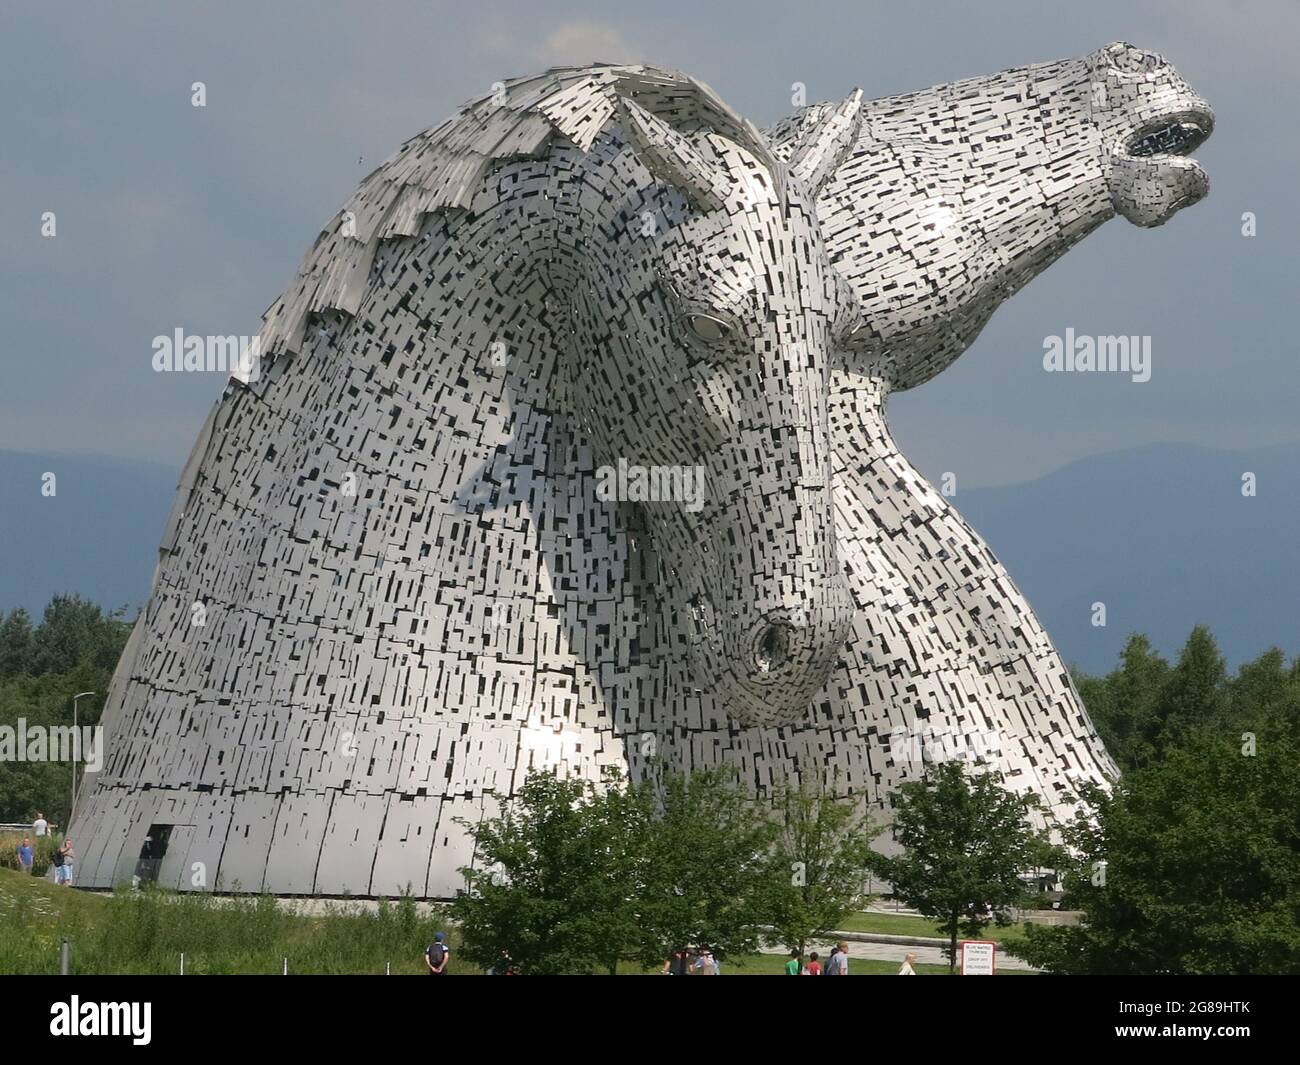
754,623,791,674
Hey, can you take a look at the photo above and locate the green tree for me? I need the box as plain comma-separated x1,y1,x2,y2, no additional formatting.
1076,629,1300,773
1226,646,1299,730
450,772,646,975
635,767,781,968
451,767,782,974
1154,624,1226,750
0,596,122,825
29,595,131,676
763,779,876,957
868,760,1060,972
0,669,109,824
0,608,34,677
1011,727,1300,974
1083,633,1170,771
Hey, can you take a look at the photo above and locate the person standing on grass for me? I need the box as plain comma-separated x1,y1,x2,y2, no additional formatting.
824,942,850,975
784,949,802,976
54,838,75,886
33,812,48,838
897,952,917,975
804,951,822,975
425,931,450,975
17,837,34,874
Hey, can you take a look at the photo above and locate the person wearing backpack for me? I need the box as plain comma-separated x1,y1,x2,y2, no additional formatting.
425,931,450,975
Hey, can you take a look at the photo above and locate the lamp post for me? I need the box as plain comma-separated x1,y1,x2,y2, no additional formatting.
70,691,95,820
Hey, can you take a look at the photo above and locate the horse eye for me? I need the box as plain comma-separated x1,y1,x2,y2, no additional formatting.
684,314,731,343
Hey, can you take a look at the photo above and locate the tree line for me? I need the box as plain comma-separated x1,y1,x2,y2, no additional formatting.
0,595,134,827
1010,627,1300,973
447,763,1048,974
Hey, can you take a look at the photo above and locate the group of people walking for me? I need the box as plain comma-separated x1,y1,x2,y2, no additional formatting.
785,942,851,975
662,947,721,975
786,944,919,975
11,812,74,885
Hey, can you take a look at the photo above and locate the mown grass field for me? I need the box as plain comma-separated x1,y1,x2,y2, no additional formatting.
838,911,956,938
836,910,1020,945
0,868,1025,975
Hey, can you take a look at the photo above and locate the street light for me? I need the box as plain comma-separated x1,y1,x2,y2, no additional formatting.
71,692,95,820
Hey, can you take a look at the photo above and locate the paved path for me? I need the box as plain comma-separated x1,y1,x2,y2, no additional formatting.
760,936,1038,971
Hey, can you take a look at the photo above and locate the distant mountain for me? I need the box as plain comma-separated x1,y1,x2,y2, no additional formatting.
0,443,1294,675
957,442,1300,674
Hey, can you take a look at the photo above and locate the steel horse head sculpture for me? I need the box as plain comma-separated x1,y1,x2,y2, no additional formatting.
72,43,1213,897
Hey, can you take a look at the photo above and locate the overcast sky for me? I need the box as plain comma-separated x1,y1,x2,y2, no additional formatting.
2,0,1296,488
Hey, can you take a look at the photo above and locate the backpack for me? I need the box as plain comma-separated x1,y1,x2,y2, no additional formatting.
427,942,447,967
51,849,64,868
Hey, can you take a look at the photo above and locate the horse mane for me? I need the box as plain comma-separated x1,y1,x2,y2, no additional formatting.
250,64,778,370
154,66,786,569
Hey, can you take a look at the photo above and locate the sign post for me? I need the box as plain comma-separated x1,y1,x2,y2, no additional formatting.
960,939,996,976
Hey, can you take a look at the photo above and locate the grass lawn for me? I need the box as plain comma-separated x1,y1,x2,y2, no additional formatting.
0,869,1031,974
837,910,1016,945
838,911,954,938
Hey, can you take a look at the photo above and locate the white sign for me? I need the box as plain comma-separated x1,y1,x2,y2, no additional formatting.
960,940,996,976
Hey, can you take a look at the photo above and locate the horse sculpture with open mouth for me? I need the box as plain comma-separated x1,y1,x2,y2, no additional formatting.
71,42,1213,897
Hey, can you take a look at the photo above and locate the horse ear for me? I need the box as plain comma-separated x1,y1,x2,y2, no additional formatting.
788,89,864,198
618,96,731,212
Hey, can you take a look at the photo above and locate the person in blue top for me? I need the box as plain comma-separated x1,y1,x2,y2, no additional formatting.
16,837,34,874
425,931,450,975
